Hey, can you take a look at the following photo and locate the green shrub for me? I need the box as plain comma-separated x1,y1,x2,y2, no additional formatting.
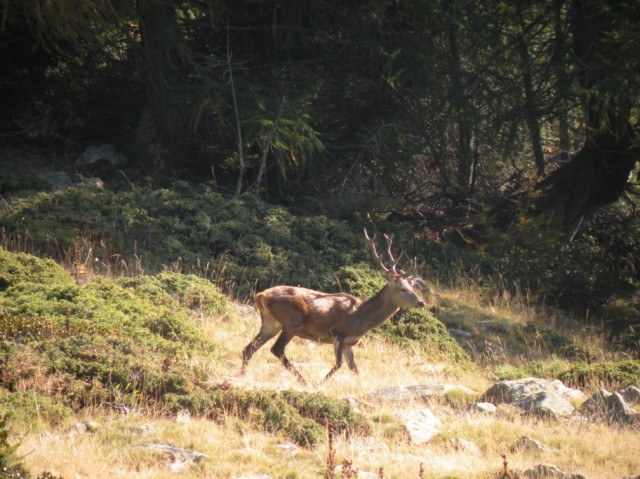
0,185,364,298
206,388,327,447
0,389,71,426
0,414,31,478
492,359,573,381
280,390,371,436
167,386,371,447
0,247,74,292
558,360,640,389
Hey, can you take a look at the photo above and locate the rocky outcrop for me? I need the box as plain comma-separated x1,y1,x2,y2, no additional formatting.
367,384,477,403
580,389,640,425
522,463,587,479
480,378,582,418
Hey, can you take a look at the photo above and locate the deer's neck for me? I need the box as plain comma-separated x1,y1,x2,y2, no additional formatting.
353,285,399,331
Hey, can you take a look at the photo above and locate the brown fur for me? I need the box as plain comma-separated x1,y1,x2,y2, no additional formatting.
242,275,426,383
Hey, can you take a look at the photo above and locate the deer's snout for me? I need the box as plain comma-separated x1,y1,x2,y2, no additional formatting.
416,299,426,308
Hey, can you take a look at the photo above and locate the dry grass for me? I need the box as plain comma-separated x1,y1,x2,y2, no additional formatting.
15,287,640,479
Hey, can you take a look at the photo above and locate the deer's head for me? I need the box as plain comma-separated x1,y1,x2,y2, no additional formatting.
364,228,427,308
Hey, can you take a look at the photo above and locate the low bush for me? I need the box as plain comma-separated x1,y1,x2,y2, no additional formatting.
558,360,640,389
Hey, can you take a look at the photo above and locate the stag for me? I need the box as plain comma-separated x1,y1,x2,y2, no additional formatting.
241,229,426,383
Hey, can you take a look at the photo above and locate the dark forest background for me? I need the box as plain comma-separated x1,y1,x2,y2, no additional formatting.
1,0,639,326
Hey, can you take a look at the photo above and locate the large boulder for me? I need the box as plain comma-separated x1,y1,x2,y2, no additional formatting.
480,378,582,418
580,389,639,425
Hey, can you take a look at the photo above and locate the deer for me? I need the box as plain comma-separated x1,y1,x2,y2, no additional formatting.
241,228,427,384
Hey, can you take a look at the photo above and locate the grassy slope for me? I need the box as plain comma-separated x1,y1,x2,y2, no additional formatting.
0,183,638,478
6,271,639,479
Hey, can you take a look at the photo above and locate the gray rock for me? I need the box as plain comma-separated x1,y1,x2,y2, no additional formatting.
480,378,581,418
522,463,586,479
618,385,640,404
447,328,472,339
368,384,477,403
513,435,558,453
76,143,127,166
136,443,207,472
395,408,442,444
518,390,575,418
73,420,100,433
466,402,498,414
36,171,73,190
449,437,480,453
276,442,298,455
580,389,638,424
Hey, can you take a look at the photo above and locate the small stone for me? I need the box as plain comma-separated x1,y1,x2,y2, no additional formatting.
512,435,558,453
136,443,207,472
396,408,442,445
276,442,298,455
73,420,100,433
135,423,155,434
449,438,480,453
466,402,497,414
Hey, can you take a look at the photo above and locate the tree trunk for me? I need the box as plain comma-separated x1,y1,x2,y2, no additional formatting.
134,0,191,172
446,3,477,194
531,131,638,232
478,0,640,239
517,33,545,176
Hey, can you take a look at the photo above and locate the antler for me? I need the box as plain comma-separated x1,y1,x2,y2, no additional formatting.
364,228,406,277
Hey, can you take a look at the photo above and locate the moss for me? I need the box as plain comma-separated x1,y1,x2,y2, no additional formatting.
167,387,370,448
280,390,371,436
492,359,572,381
0,414,31,478
0,248,222,412
0,247,74,292
0,185,364,297
116,272,229,320
443,388,479,408
206,388,327,447
557,360,640,389
0,186,462,353
492,359,640,390
0,389,71,426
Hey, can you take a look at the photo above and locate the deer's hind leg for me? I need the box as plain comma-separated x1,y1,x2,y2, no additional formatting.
343,346,359,375
241,311,282,374
270,328,307,385
324,333,345,381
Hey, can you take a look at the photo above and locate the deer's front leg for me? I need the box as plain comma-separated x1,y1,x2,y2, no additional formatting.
324,332,345,381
